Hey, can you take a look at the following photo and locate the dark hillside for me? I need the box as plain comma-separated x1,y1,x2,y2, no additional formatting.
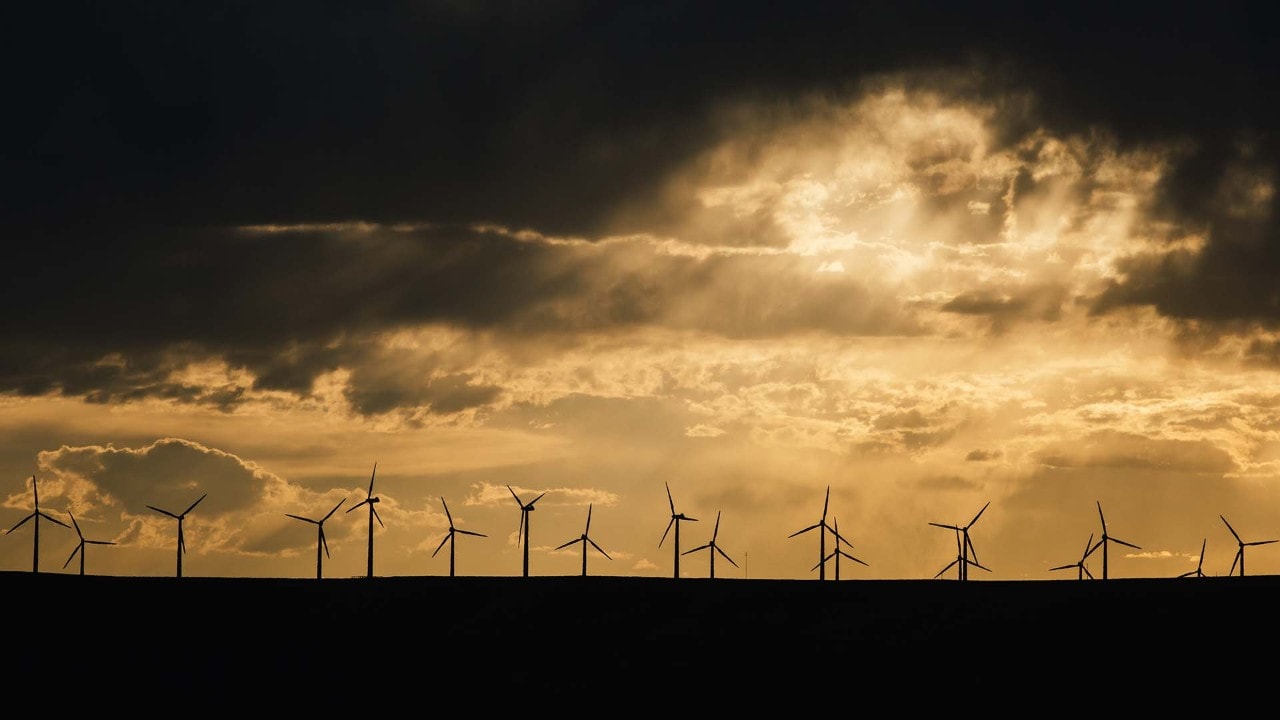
11,572,1278,708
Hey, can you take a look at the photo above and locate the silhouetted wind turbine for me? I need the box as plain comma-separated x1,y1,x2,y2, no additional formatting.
345,463,383,579
286,497,345,579
432,496,487,577
6,475,70,573
146,493,206,578
788,485,834,580
508,485,545,578
1178,538,1207,578
682,510,738,579
62,511,115,576
814,517,867,580
555,503,611,577
934,524,991,580
1221,515,1278,577
929,501,989,581
659,482,698,579
1087,501,1140,580
1050,533,1097,580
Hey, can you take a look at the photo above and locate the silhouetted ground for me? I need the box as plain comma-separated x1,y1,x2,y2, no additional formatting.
11,572,1278,709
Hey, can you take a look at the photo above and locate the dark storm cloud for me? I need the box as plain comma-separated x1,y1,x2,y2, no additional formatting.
0,222,922,409
1032,430,1237,475
9,2,1273,234
5,1,1278,403
941,284,1069,332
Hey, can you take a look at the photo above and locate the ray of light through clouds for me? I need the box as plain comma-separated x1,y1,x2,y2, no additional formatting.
4,2,1279,580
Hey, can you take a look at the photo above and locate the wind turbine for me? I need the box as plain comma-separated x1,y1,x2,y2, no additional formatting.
345,463,384,579
813,517,867,580
555,503,611,577
285,497,345,579
432,496,487,577
1178,538,1207,578
682,510,738,579
788,486,835,580
1221,515,1278,577
62,511,116,576
1087,501,1140,580
6,475,70,573
929,501,990,581
1050,533,1097,580
508,485,545,578
659,482,698,579
934,524,991,580
146,493,207,578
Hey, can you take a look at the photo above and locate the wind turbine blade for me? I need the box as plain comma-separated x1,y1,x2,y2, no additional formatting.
969,501,991,527
368,462,378,495
507,485,522,504
1113,538,1141,550
660,517,675,547
1252,539,1280,546
285,514,317,524
38,511,71,529
935,559,958,578
320,529,330,558
179,526,187,555
345,499,368,514
712,511,722,539
588,538,611,559
529,492,546,507
821,486,830,521
585,504,593,533
87,540,116,546
7,513,35,533
458,529,487,538
183,493,207,516
323,498,346,521
1049,564,1074,571
715,546,738,567
1082,566,1094,580
432,533,451,558
441,497,453,525
372,506,385,528
788,523,820,538
1083,539,1103,559
69,512,83,537
1230,551,1241,576
929,522,960,531
666,482,675,514
683,544,709,555
1220,515,1241,542
555,539,579,551
63,544,81,569
147,505,180,519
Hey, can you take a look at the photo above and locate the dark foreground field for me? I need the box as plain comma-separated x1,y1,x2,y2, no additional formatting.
10,571,1279,708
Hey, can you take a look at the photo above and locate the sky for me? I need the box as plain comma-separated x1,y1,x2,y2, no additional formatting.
4,1,1280,581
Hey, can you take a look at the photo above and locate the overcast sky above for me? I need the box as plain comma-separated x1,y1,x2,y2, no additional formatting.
4,2,1279,580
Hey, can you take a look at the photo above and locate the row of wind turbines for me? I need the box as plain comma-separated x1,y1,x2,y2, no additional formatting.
6,468,1277,580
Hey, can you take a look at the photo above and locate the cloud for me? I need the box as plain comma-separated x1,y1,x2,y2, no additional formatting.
31,438,364,560
1031,430,1237,474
